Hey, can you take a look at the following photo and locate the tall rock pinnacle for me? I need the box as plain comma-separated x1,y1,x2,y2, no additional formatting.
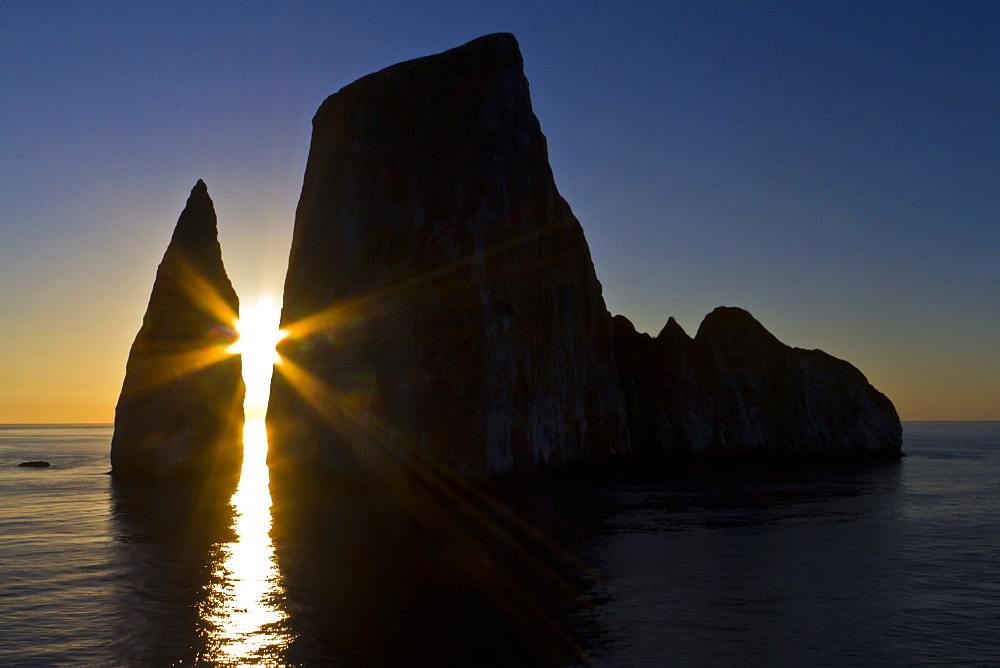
267,33,630,479
111,180,245,480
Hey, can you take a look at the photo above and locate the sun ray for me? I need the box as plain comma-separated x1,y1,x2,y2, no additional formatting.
120,343,236,394
276,219,568,345
269,356,397,471
118,255,244,405
261,316,568,657
268,349,589,656
230,297,287,420
162,253,240,327
261,221,605,656
199,297,290,663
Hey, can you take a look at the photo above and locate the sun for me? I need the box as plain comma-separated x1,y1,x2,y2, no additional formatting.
229,296,287,420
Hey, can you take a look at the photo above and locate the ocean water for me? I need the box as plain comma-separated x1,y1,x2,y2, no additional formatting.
1,421,998,665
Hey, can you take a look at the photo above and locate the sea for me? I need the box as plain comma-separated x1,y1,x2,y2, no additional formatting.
1,421,998,666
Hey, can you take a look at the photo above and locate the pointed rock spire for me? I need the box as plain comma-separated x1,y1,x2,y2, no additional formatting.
111,181,244,480
656,316,691,345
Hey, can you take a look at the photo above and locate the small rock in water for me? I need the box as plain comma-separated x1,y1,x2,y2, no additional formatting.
18,460,51,467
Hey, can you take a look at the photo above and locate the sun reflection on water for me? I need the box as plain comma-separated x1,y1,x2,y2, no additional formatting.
185,297,290,661
201,419,288,663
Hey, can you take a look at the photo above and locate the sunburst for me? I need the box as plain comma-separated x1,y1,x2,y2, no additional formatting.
229,297,287,420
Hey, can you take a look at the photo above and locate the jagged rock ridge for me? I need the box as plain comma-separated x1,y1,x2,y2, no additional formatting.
267,33,630,478
111,180,245,480
614,307,903,459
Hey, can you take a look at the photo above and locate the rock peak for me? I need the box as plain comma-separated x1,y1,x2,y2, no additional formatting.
268,34,629,479
695,306,782,347
172,180,216,238
613,306,902,460
111,180,244,480
187,179,210,206
612,314,639,336
701,306,758,326
656,316,691,343
450,31,520,55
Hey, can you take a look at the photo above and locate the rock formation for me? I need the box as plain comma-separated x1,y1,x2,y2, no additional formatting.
267,33,630,479
111,180,245,480
614,307,903,460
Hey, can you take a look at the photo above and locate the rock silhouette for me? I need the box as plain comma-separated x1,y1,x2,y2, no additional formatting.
267,33,630,479
110,181,244,480
113,34,902,484
614,307,903,460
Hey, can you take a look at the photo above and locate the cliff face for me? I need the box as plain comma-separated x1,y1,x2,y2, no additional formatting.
111,180,244,480
267,33,630,478
614,307,903,460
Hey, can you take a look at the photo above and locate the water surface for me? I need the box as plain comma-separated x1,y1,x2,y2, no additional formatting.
1,422,998,664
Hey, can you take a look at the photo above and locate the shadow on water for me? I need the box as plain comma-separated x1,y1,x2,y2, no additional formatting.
105,452,907,665
108,476,237,664
597,458,907,527
563,458,909,665
269,472,605,665
267,459,906,665
106,446,603,664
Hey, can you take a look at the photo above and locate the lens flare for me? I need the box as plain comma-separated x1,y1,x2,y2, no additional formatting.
198,297,290,662
229,297,287,420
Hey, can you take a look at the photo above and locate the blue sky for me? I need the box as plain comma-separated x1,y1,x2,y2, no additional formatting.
1,1,997,420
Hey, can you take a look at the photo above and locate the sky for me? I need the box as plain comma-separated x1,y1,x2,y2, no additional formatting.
1,1,997,422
